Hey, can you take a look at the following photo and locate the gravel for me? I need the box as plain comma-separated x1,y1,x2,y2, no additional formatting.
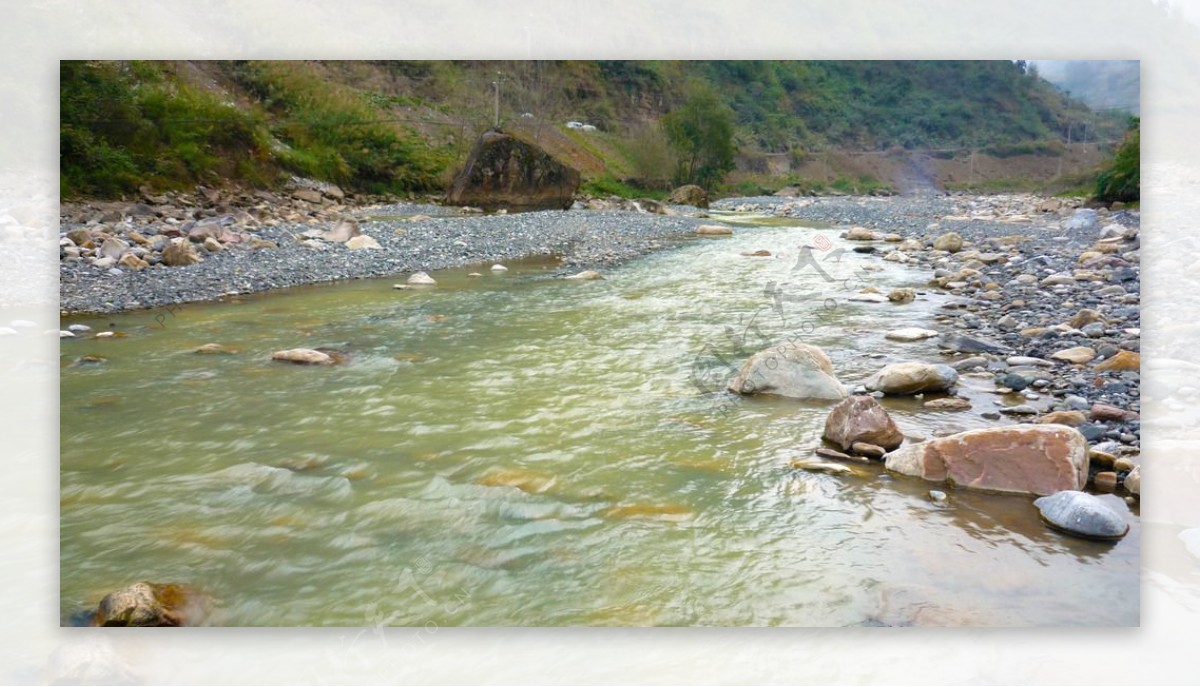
59,207,710,314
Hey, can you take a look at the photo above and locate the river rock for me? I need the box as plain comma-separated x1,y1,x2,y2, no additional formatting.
564,270,603,280
446,130,580,211
93,581,209,626
932,232,963,252
922,397,971,410
99,237,128,260
668,184,709,208
1095,350,1139,372
1041,273,1077,287
847,293,888,303
822,395,903,451
272,348,334,365
696,224,733,236
407,271,437,286
813,447,867,463
845,226,878,241
1033,490,1129,540
1069,309,1105,329
887,288,915,304
194,343,236,355
491,264,508,272
344,235,382,250
884,424,1089,496
885,327,938,342
1050,346,1096,364
938,332,1008,354
162,238,203,267
293,188,323,204
322,219,361,243
118,253,148,270
727,342,847,401
1036,410,1087,427
66,228,92,246
1094,471,1119,492
850,442,887,459
1124,465,1140,496
864,362,958,395
1062,208,1099,231
1091,403,1139,422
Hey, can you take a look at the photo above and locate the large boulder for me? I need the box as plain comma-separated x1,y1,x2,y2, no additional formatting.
864,362,958,395
933,232,963,252
93,582,210,626
668,184,709,208
727,342,847,401
822,396,903,451
446,130,580,212
884,424,1089,496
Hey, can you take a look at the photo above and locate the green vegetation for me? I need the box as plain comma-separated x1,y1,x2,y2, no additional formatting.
61,60,1132,199
580,174,667,200
60,61,267,197
662,82,737,189
1094,118,1139,203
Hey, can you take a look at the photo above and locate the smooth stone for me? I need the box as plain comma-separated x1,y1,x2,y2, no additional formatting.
271,348,334,365
696,224,733,236
727,342,847,401
1050,346,1096,364
1007,356,1054,367
1094,471,1118,492
922,397,971,410
865,362,958,395
844,226,878,240
790,457,857,475
1037,410,1087,427
887,288,915,304
407,272,437,285
951,356,988,371
468,273,483,277
932,232,963,252
1094,350,1139,372
344,235,382,250
938,332,1008,354
194,343,236,355
1113,457,1137,473
999,404,1038,415
814,447,869,464
68,324,91,332
59,330,75,338
94,582,209,627
850,442,887,459
1091,403,1139,423
490,264,508,272
929,490,948,503
1034,490,1129,540
1124,465,1140,496
885,328,939,342
847,293,889,303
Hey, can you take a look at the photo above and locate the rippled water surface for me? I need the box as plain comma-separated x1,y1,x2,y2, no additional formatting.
61,215,1138,626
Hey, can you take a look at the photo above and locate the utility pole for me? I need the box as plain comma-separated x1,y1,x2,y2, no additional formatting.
492,72,504,129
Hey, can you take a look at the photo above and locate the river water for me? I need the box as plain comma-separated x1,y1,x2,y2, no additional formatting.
60,213,1138,626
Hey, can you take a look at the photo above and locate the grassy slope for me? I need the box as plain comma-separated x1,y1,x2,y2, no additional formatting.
60,60,1129,200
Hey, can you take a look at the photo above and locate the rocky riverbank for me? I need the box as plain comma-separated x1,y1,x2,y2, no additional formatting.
714,192,1141,509
58,183,708,314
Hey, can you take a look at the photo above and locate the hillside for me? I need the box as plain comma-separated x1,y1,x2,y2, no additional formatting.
60,60,1129,199
1030,60,1140,115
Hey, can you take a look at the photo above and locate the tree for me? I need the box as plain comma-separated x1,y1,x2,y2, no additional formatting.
1095,117,1139,203
662,82,737,189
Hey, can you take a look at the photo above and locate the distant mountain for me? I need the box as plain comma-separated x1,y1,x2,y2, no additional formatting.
1030,60,1140,115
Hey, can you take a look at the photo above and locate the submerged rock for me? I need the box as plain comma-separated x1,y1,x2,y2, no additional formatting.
1034,490,1129,540
864,362,958,395
884,424,1089,496
407,271,437,286
93,581,210,626
696,224,733,236
564,270,603,280
885,327,939,342
887,288,915,304
822,395,903,451
727,342,847,401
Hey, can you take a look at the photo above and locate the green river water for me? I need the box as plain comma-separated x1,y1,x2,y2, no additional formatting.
60,214,1138,626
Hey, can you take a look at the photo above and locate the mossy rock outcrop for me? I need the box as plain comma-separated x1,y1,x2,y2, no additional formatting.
446,130,580,212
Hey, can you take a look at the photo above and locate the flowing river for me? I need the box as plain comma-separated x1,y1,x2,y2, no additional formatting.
60,213,1139,626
